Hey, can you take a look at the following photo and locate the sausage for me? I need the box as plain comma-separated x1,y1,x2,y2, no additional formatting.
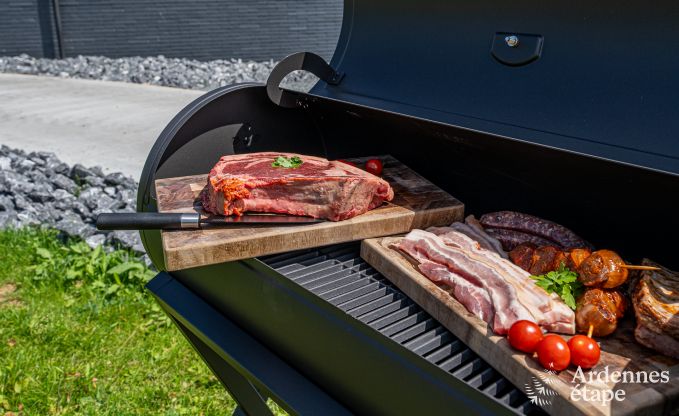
484,228,556,251
509,243,536,271
479,211,593,250
529,246,565,276
510,244,594,275
578,249,629,289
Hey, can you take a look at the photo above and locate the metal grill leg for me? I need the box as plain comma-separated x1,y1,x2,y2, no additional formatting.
174,319,274,416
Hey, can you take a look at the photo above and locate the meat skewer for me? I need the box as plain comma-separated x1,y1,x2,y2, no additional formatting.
509,245,655,289
620,265,661,271
508,244,653,337
575,251,659,287
575,288,627,336
578,250,628,288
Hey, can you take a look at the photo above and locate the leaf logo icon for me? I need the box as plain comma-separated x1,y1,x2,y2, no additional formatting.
523,369,558,407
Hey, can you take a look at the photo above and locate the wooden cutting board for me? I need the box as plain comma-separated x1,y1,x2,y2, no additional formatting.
155,155,464,271
361,237,679,416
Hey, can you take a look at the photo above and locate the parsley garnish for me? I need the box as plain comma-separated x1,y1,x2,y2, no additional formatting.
531,263,583,310
271,156,303,168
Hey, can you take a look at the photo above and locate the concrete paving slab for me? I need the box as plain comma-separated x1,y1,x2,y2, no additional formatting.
0,74,203,180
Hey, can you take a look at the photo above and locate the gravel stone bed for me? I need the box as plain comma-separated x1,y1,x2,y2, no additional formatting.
0,145,149,262
0,54,318,91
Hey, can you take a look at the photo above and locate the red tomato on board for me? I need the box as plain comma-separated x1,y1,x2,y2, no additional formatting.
536,334,571,371
507,320,544,353
568,335,601,369
365,159,383,176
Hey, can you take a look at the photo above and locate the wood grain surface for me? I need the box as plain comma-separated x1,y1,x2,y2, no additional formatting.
361,237,679,416
155,155,464,270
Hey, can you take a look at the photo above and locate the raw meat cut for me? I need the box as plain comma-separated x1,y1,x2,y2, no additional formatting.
402,241,495,325
429,223,500,255
398,229,575,335
201,152,394,221
434,230,574,331
419,261,495,324
464,215,507,258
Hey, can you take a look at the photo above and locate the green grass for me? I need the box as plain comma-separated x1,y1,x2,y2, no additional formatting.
0,227,241,415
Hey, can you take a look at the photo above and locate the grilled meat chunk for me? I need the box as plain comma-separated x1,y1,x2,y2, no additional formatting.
576,288,626,337
566,248,592,271
578,250,629,289
633,260,679,358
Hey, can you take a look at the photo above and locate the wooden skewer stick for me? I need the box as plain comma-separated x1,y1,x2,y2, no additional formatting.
587,324,594,339
620,264,661,271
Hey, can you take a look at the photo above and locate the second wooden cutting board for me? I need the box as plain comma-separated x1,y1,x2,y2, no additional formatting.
155,155,464,270
360,236,679,416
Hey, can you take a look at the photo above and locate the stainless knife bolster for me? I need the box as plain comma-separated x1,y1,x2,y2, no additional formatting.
180,213,201,229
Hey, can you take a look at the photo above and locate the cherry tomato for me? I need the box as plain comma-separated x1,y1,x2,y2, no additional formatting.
365,159,383,176
337,159,357,167
568,335,600,369
536,334,571,371
507,320,544,353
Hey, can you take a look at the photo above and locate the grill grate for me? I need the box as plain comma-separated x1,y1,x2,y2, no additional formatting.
262,243,544,415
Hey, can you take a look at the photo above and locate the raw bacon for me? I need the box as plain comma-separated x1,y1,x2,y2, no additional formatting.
398,229,575,335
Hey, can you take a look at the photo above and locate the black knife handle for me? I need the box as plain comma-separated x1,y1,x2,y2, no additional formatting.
96,213,200,230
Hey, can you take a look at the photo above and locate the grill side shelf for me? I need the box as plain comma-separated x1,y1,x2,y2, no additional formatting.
261,243,541,415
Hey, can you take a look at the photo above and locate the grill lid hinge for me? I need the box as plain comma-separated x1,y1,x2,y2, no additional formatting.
266,52,344,108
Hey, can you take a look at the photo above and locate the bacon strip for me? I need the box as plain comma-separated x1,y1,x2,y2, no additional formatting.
399,229,575,335
417,259,495,325
465,215,507,258
435,230,575,334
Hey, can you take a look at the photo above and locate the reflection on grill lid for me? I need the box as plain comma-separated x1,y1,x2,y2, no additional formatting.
306,0,679,176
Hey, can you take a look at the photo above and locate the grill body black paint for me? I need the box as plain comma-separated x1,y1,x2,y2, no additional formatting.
139,0,679,413
261,244,539,413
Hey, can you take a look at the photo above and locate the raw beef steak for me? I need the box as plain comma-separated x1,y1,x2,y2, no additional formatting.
201,152,394,221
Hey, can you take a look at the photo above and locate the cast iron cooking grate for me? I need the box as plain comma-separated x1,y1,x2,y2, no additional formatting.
262,243,544,415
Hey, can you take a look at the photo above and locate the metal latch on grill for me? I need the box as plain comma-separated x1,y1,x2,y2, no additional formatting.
490,32,544,66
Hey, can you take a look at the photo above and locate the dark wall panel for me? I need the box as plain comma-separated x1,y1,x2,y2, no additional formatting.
0,0,57,57
0,0,342,61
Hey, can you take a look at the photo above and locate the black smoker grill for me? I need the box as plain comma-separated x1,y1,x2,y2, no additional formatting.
138,1,679,414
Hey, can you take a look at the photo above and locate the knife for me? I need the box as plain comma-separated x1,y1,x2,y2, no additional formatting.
96,212,324,230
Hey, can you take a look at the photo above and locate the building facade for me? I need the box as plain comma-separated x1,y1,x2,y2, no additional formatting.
0,0,343,61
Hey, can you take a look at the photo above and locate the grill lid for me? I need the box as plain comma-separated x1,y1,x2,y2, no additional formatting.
303,0,679,176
